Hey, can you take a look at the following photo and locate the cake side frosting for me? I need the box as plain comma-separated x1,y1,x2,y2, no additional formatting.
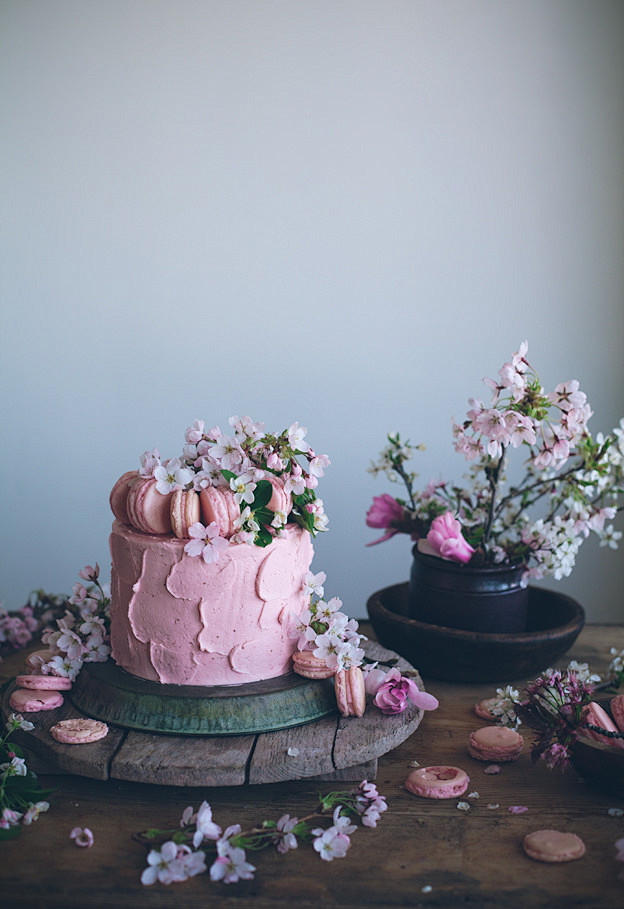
109,520,314,686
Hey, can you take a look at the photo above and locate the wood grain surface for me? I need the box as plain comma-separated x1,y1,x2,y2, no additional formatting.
1,624,624,909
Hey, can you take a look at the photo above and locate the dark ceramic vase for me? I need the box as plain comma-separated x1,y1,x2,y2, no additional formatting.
409,545,529,633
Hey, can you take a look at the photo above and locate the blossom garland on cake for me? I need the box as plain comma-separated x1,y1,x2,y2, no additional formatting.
140,415,330,548
366,341,623,582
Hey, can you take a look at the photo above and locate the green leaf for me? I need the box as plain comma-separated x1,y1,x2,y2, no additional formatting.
255,526,273,548
0,825,21,841
252,480,273,510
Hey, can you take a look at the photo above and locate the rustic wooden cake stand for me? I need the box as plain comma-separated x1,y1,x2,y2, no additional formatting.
1,642,424,787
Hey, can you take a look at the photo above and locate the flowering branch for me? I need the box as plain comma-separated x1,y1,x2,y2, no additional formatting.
366,341,624,580
39,565,111,681
0,714,53,839
135,781,387,885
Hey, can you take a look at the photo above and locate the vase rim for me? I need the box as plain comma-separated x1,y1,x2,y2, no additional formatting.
412,543,525,576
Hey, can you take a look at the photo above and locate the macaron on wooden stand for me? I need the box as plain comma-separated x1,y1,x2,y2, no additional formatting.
1,641,422,787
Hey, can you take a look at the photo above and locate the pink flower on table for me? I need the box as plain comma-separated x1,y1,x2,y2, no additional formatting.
312,826,351,861
426,512,475,564
70,826,94,848
373,668,439,715
365,494,404,545
1,808,22,828
209,841,256,883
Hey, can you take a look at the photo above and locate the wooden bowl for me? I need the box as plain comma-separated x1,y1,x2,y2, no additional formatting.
367,582,585,683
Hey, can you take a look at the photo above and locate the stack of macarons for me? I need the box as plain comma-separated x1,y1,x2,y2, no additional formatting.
9,671,71,714
110,471,292,540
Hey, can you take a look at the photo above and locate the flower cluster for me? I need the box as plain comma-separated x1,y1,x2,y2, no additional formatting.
485,659,624,771
295,572,366,671
39,565,111,682
137,781,386,886
140,416,330,548
366,342,623,581
0,713,52,839
514,668,598,769
0,592,69,664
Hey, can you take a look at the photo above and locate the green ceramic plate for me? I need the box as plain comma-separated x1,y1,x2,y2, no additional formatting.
70,660,337,736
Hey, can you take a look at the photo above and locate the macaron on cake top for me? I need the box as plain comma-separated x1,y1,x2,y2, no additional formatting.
523,830,586,863
108,416,331,548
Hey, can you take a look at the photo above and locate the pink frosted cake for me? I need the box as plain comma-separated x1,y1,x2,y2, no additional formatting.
108,416,329,687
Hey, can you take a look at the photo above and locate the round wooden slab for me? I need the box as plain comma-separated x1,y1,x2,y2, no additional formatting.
2,642,426,787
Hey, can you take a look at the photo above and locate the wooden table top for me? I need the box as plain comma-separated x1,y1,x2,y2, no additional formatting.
1,622,624,908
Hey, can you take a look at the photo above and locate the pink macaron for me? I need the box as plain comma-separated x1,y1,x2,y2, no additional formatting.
334,667,366,718
50,718,109,745
266,475,293,517
292,650,336,679
610,694,624,733
468,725,524,762
109,470,138,524
199,487,240,538
9,687,64,713
170,488,201,539
405,765,470,799
474,697,500,722
16,674,72,691
580,701,624,749
126,477,173,534
523,829,586,863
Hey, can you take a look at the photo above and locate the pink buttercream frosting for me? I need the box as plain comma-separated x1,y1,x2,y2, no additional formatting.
109,521,314,686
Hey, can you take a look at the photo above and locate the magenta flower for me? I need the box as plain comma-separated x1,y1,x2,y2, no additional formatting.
426,512,475,564
365,494,404,545
373,668,439,715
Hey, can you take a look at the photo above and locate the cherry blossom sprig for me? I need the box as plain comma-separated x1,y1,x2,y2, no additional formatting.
366,341,623,582
0,713,53,840
39,565,111,682
295,572,366,671
136,780,387,886
139,415,330,547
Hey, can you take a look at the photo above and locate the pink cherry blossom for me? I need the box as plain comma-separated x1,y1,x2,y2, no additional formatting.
185,522,229,564
373,668,439,715
426,513,475,564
